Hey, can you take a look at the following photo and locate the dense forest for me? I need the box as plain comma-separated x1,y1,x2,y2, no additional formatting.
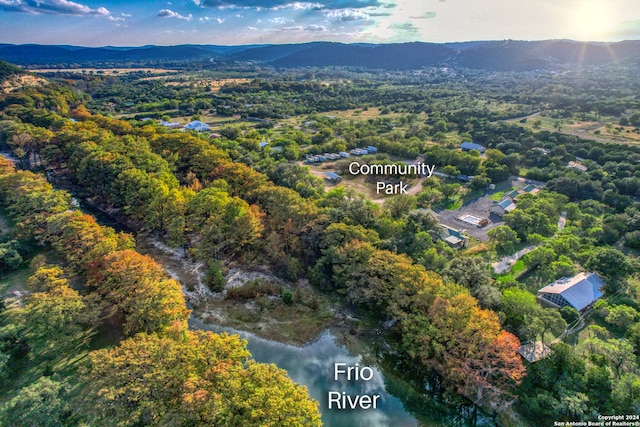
1,54,639,426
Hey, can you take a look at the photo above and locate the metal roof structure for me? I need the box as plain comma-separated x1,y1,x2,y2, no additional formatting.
518,341,552,363
538,272,604,311
460,141,486,153
325,172,341,180
497,198,516,210
184,120,210,131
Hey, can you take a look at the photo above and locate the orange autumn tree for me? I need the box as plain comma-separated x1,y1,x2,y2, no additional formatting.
405,292,524,404
78,328,322,427
87,249,190,335
45,210,135,271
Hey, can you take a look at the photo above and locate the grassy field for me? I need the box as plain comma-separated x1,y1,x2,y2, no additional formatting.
139,76,251,91
506,113,640,145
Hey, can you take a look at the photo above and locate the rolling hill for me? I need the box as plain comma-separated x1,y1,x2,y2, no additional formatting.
1,40,639,71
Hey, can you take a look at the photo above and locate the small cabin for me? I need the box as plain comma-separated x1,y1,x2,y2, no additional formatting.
325,172,342,184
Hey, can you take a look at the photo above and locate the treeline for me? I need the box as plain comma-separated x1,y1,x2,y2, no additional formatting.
0,157,321,426
0,76,530,414
310,232,524,403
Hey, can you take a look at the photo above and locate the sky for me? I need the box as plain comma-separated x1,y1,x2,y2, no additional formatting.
1,0,640,46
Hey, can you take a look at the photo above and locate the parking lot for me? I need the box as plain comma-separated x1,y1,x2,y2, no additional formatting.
437,192,504,242
435,177,544,242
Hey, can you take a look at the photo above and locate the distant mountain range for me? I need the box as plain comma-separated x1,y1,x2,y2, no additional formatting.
1,40,639,71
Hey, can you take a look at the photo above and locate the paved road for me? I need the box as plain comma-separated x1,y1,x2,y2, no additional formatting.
492,245,537,274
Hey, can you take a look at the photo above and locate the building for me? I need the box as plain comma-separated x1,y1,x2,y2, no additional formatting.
567,161,588,172
432,223,468,249
518,341,551,363
160,120,181,128
491,198,516,216
440,225,468,248
325,172,342,183
184,120,210,132
460,141,486,154
537,272,604,312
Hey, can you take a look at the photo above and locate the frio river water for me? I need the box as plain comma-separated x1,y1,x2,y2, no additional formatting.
190,317,419,427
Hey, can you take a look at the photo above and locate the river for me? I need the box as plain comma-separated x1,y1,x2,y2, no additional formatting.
68,184,493,427
190,317,420,427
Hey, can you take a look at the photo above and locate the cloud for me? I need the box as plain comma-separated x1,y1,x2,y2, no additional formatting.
0,0,109,16
246,26,258,30
410,11,436,19
389,22,418,31
269,2,322,10
326,8,370,22
281,25,303,31
388,22,419,37
195,0,383,10
270,16,293,24
304,24,326,31
157,9,192,20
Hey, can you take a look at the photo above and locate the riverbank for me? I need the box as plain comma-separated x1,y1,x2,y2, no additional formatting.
135,234,337,345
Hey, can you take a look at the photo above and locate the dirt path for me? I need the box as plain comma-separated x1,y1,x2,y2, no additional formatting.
557,211,567,231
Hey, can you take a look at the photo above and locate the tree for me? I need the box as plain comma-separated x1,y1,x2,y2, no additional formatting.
0,240,22,275
443,257,492,292
70,104,91,121
611,373,640,414
586,248,633,294
0,377,71,427
584,337,636,377
87,250,190,335
78,329,321,427
523,246,556,270
604,305,638,329
17,275,96,362
404,293,524,402
501,288,541,340
538,309,567,342
383,194,417,219
487,225,519,253
26,265,69,292
45,211,135,271
440,183,460,200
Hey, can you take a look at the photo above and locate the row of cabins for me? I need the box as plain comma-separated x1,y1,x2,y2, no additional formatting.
306,152,350,163
305,146,378,164
351,146,378,155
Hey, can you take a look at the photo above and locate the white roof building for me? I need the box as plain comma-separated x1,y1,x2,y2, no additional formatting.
538,272,604,312
184,120,210,132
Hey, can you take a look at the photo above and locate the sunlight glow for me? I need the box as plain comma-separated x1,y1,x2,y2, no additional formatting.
571,1,616,41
